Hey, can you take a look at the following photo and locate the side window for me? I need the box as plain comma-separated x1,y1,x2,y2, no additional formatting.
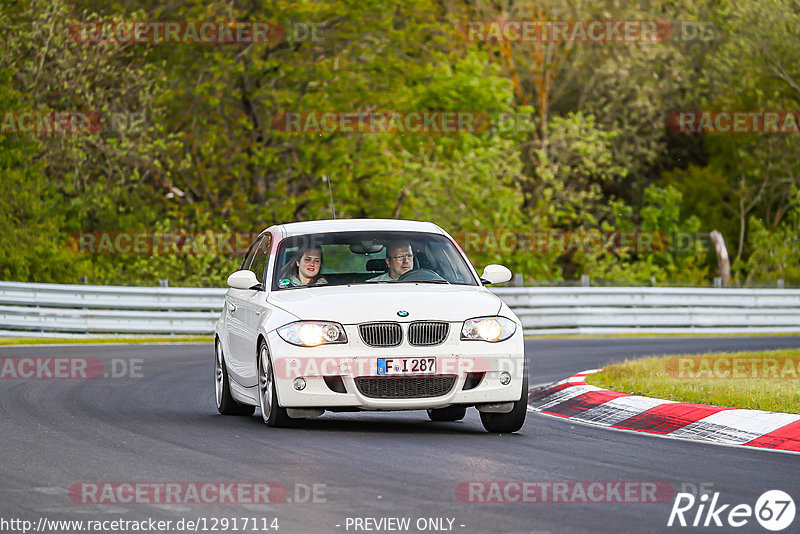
241,236,263,271
250,234,271,284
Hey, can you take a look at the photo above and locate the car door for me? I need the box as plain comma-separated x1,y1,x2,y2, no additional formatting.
225,235,263,384
227,233,272,387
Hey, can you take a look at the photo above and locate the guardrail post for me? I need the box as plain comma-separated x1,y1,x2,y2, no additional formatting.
714,277,722,288
510,273,523,287
580,274,590,287
710,230,731,288
778,279,785,289
159,279,169,288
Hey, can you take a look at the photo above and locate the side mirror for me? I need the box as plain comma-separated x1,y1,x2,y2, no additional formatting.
227,270,261,290
481,264,512,285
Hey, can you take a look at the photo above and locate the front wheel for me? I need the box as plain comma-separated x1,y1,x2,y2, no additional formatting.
215,339,255,416
257,341,293,427
480,362,528,433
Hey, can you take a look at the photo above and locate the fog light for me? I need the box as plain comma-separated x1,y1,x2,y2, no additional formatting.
293,377,307,391
499,372,511,385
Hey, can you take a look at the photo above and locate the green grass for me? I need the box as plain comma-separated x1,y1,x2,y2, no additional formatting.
0,336,212,345
585,349,800,414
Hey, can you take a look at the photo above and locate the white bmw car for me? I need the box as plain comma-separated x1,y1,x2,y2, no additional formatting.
214,219,528,433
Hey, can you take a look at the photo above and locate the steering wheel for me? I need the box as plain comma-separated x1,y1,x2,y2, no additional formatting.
397,269,448,283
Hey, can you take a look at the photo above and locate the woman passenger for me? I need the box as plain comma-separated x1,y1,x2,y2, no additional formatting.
282,247,328,286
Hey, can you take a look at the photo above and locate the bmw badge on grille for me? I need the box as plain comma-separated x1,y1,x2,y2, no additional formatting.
397,310,409,317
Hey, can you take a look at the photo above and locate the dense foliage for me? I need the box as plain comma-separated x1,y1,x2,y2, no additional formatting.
1,0,797,286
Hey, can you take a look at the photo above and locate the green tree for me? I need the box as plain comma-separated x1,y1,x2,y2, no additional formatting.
744,188,800,285
664,0,800,279
575,185,709,285
0,68,89,281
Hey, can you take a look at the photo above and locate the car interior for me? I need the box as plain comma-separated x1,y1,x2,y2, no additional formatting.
271,231,473,288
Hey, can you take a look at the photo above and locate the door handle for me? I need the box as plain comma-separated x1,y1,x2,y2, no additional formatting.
227,302,236,313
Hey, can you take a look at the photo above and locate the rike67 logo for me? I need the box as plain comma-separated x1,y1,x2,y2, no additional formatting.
668,490,795,531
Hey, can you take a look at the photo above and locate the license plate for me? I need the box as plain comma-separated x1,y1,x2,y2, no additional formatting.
377,358,436,375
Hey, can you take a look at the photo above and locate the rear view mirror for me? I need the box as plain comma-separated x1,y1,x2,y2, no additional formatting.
350,241,384,254
481,264,512,285
227,270,261,290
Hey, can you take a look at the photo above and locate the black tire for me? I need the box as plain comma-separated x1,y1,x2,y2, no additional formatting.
480,361,528,433
215,339,255,416
257,340,294,428
427,405,467,422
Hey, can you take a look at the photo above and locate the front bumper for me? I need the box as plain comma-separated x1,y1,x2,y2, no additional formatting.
266,323,525,410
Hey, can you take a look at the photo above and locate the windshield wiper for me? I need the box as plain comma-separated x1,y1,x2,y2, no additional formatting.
399,279,450,284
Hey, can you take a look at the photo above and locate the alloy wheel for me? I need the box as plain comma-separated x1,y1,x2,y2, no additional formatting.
258,345,273,422
214,340,224,408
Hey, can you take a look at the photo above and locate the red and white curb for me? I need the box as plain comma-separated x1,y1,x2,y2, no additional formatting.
527,370,800,454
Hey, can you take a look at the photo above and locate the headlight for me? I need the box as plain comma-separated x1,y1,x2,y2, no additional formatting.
277,321,347,347
461,316,516,342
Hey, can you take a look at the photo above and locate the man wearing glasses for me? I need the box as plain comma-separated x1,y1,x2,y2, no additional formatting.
367,241,414,282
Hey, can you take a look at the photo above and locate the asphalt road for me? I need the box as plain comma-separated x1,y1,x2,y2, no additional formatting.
1,336,800,534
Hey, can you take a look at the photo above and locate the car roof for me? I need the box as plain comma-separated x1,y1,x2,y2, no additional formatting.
268,219,446,238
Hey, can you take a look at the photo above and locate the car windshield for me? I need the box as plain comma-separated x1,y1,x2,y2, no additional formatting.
271,231,478,290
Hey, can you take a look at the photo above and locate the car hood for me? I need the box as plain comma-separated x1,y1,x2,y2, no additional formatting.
267,284,503,323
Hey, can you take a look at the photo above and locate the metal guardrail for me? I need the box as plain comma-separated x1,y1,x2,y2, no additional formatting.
1,281,799,337
492,287,800,335
0,281,225,336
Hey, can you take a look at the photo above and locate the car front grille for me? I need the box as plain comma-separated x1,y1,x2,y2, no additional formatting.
355,375,458,399
408,321,449,346
359,322,402,347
